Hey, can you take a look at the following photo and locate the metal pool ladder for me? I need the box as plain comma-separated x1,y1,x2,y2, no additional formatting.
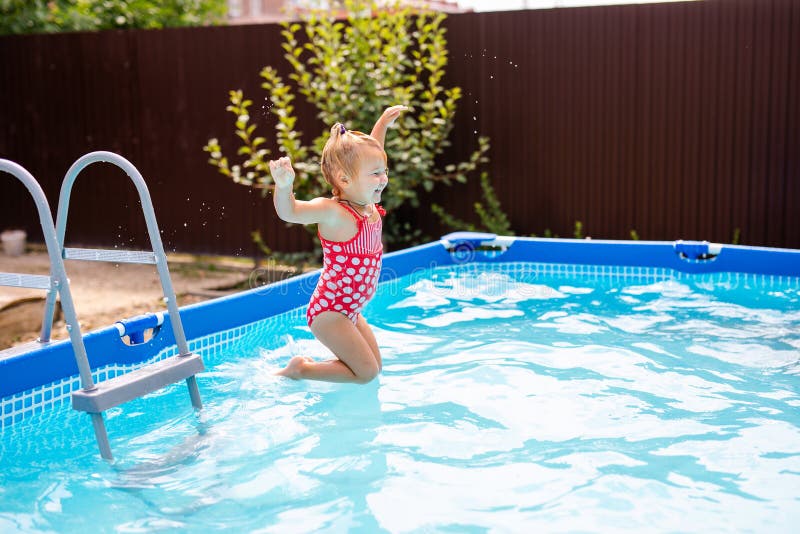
1,152,204,460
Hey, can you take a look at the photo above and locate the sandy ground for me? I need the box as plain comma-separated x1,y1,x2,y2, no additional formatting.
0,246,267,350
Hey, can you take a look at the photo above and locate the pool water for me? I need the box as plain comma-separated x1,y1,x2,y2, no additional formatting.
1,262,799,532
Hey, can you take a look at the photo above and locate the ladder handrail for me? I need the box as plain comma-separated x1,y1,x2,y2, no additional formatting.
0,159,112,459
41,151,190,357
0,159,97,392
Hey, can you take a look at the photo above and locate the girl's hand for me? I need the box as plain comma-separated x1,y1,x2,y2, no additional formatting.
269,157,295,189
371,105,409,147
379,105,409,127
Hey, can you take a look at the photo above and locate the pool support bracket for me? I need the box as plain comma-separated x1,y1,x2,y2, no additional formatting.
674,240,723,261
440,232,514,262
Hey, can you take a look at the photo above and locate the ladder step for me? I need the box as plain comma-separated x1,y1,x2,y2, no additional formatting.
0,271,51,290
71,353,204,413
64,247,157,264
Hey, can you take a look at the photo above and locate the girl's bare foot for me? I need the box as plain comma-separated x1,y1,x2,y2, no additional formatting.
275,356,313,379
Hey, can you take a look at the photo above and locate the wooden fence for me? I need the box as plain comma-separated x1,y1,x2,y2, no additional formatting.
1,0,797,256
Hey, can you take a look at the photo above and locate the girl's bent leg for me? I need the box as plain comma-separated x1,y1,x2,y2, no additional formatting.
355,315,382,371
275,312,380,383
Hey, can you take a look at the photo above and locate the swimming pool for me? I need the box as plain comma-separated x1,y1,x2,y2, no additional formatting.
1,234,799,531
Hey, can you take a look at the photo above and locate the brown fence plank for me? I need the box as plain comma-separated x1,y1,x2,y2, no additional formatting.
730,0,754,245
785,0,800,249
714,0,737,245
747,0,773,246
681,0,703,241
765,0,791,247
617,5,640,241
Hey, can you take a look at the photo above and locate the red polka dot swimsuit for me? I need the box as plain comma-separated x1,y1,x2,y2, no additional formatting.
307,201,385,327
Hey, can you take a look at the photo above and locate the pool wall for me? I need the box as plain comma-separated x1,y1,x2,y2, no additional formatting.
2,236,799,428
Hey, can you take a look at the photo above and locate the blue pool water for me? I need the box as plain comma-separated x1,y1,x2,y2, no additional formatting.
1,262,799,532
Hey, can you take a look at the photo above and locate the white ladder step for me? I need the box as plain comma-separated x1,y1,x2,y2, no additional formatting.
0,271,51,290
71,353,204,413
64,247,157,264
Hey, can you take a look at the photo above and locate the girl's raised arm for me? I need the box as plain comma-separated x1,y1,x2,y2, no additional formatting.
270,157,337,225
370,105,409,148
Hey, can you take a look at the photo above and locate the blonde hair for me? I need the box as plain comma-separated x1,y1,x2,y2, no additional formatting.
320,123,386,196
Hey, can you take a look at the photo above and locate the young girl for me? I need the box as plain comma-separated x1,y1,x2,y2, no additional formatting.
269,105,407,383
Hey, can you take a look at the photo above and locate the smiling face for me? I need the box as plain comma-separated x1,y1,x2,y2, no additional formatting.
340,147,389,206
348,149,389,204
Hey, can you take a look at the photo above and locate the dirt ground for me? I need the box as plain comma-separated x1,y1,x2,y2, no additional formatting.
0,245,286,350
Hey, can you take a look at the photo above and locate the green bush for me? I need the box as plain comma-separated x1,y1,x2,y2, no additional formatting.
431,172,512,235
0,0,227,35
204,0,490,248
